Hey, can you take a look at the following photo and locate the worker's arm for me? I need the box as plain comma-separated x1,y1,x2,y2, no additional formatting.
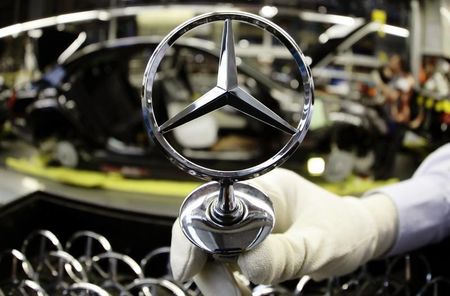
368,143,450,255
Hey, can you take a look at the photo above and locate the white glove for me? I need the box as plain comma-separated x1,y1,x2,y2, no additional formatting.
170,168,398,288
171,224,251,296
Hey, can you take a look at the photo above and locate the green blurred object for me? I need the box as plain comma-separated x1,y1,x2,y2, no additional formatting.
6,156,201,197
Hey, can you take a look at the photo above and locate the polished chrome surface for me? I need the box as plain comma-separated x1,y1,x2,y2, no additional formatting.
142,12,313,255
0,229,192,295
66,282,110,296
179,182,274,254
0,249,35,281
217,19,238,91
127,278,188,296
65,231,112,272
92,252,144,282
159,20,296,137
20,280,48,296
21,230,63,255
21,230,63,277
91,252,144,295
140,247,170,269
143,11,314,182
45,250,88,283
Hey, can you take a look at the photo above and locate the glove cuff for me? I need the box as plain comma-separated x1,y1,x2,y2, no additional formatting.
361,193,398,258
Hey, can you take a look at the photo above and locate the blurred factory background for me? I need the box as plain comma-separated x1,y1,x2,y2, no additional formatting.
1,0,449,185
0,1,449,294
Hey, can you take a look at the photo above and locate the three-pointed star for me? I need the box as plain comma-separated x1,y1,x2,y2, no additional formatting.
158,19,297,135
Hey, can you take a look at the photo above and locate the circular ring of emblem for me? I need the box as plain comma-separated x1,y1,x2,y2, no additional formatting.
142,11,314,182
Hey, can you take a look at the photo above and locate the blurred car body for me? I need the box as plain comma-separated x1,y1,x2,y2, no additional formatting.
8,36,304,178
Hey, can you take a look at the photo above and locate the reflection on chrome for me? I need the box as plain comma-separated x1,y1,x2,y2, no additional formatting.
143,12,313,256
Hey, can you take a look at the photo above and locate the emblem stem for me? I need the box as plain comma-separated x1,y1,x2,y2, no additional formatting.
217,182,236,213
209,182,244,225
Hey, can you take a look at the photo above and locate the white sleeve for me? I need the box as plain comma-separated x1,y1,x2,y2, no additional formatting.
370,143,450,255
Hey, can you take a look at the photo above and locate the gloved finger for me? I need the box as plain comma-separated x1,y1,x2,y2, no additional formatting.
251,168,338,204
237,232,306,285
245,169,298,233
247,168,338,233
194,261,252,296
170,220,207,282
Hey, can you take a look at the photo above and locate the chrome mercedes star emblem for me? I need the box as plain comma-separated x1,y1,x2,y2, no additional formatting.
159,19,296,136
142,12,314,255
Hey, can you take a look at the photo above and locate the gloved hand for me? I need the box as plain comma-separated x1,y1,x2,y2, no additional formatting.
170,168,398,288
